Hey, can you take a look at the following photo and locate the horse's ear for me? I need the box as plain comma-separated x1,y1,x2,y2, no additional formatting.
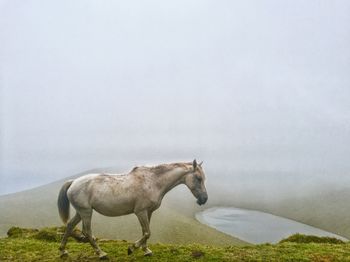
199,161,203,167
193,159,197,170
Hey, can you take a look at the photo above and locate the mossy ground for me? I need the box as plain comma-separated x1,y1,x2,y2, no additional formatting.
1,227,350,261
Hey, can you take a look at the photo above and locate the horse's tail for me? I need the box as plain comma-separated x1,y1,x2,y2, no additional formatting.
57,180,73,224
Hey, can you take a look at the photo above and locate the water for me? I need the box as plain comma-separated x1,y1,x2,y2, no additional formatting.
196,207,348,244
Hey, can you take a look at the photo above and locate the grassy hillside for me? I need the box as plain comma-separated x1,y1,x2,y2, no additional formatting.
3,168,349,248
0,170,245,246
1,227,350,261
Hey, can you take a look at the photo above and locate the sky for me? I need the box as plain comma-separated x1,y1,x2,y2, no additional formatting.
0,1,350,195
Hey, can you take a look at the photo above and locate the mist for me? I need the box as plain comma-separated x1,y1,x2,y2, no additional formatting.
1,0,350,196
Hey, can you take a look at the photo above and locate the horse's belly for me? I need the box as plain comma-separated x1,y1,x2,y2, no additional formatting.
91,197,135,217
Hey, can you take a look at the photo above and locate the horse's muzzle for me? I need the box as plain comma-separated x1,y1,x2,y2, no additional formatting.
197,193,208,206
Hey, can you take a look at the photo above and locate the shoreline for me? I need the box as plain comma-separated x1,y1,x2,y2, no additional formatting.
196,206,348,244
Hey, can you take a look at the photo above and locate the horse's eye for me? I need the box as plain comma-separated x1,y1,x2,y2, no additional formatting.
197,176,202,182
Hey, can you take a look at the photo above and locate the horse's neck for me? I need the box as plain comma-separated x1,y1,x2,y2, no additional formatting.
154,167,189,199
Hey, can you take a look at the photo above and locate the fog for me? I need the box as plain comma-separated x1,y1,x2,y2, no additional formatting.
1,1,350,195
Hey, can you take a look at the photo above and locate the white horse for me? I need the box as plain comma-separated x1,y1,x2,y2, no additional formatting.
57,160,208,259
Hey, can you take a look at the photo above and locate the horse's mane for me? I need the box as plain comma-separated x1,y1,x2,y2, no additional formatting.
131,162,191,175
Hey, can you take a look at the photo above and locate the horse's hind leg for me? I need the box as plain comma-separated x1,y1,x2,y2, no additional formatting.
59,212,81,257
81,211,107,259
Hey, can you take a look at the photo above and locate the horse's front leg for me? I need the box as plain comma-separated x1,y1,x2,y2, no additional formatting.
128,210,152,256
141,211,153,256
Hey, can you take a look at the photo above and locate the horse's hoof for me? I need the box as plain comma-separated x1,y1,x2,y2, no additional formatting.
128,246,134,255
99,252,108,260
74,235,88,243
60,250,68,258
143,247,153,257
81,237,89,243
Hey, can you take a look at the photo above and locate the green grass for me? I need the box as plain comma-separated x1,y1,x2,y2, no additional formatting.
280,233,345,244
1,227,350,261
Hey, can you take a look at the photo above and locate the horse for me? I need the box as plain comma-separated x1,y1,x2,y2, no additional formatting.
57,160,208,259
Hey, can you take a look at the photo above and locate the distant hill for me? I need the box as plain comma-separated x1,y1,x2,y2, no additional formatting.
0,169,245,246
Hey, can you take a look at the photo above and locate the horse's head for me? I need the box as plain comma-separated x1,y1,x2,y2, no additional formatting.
184,159,208,206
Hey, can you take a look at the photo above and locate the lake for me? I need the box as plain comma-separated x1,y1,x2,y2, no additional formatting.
196,207,348,244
